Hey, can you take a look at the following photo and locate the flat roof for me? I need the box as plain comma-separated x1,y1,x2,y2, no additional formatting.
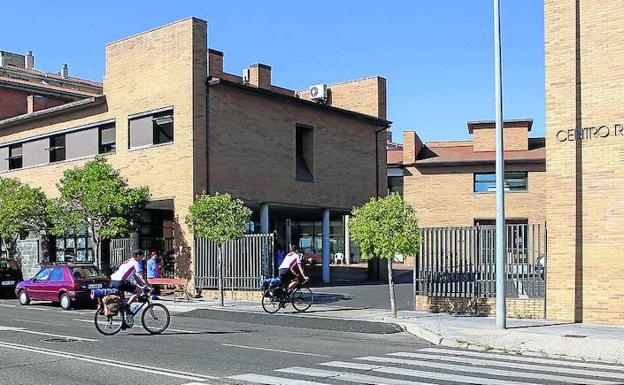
211,77,391,128
467,119,533,133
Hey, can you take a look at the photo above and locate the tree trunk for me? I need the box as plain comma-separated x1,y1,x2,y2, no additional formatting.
218,244,224,307
93,238,100,269
388,258,397,318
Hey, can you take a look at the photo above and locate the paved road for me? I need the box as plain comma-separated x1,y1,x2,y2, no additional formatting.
2,299,624,385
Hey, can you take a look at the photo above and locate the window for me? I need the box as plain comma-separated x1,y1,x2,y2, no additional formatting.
49,134,66,162
388,176,404,196
99,124,116,154
474,171,528,193
8,144,22,170
295,124,313,181
54,233,94,263
34,268,52,281
128,109,174,149
153,112,174,145
72,266,101,279
49,268,64,282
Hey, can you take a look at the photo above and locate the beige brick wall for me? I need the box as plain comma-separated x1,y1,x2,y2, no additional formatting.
403,163,546,229
473,126,529,152
208,85,387,210
297,76,387,119
0,18,207,280
545,0,624,324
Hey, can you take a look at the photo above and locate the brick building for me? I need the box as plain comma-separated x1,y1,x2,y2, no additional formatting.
0,18,389,284
0,50,102,120
401,119,546,228
545,0,624,324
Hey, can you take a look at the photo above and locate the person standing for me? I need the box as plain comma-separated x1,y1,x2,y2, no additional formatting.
146,251,160,300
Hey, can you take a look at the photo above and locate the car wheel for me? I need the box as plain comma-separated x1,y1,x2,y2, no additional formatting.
60,293,72,310
18,290,30,306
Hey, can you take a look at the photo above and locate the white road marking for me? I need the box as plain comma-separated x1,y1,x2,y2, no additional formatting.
14,319,69,327
221,343,331,358
0,303,16,308
167,328,199,333
72,319,92,323
358,356,618,385
421,347,624,372
277,366,434,384
228,374,329,385
0,325,97,342
372,365,542,385
0,341,215,381
389,351,624,381
320,361,382,370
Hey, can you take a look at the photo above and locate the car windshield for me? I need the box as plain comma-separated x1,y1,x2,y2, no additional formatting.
71,266,101,279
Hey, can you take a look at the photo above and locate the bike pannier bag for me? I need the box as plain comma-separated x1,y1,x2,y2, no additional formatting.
102,294,121,317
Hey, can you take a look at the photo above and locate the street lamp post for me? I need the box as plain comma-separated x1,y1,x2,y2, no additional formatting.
494,0,507,329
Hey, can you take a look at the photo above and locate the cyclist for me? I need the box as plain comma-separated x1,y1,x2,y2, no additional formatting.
110,249,149,309
278,247,309,292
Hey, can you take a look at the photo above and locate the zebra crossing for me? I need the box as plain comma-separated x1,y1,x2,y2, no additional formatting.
227,346,624,385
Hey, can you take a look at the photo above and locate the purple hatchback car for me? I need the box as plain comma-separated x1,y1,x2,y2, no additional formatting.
16,264,109,310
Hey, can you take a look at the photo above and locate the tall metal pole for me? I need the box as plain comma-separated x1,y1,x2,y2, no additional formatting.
494,0,507,329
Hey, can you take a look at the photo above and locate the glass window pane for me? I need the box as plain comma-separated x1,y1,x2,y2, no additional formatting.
66,238,75,248
77,238,86,249
76,250,86,262
55,238,64,249
56,251,65,261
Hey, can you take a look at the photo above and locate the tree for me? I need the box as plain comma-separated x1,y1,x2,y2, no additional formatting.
49,158,150,267
185,192,252,306
349,193,421,318
0,178,49,259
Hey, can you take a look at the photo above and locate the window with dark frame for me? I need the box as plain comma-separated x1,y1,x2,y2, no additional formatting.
49,134,66,163
8,144,22,170
128,109,174,149
99,124,116,154
295,124,313,181
152,112,174,145
474,171,528,193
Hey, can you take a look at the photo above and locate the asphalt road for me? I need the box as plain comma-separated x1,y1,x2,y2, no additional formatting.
2,298,624,385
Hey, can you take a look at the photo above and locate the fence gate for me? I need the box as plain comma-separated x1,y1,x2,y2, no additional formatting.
110,238,132,271
416,223,546,298
195,234,274,291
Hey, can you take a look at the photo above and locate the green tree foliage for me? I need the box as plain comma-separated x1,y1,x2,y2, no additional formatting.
350,193,421,317
186,192,252,306
0,178,49,258
49,158,150,266
185,192,252,245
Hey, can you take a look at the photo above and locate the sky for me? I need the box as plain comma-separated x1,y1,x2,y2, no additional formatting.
0,1,544,143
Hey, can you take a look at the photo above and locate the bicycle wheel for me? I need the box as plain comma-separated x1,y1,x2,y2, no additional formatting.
141,303,170,334
261,291,282,314
291,287,313,312
94,307,124,336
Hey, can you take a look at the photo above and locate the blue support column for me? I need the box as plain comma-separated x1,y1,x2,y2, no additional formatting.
322,208,330,284
260,203,269,234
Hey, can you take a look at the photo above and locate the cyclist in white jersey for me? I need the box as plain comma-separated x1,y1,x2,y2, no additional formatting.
278,247,309,291
110,249,148,307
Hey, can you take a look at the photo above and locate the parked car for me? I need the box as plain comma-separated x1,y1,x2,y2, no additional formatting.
16,264,109,310
0,259,22,297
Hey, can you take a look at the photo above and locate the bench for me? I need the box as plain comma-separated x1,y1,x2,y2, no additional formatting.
148,278,190,302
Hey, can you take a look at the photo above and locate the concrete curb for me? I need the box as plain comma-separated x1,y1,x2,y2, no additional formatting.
393,317,624,365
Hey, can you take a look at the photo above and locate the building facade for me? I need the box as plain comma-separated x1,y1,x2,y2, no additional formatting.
401,119,546,229
0,18,389,284
545,0,624,324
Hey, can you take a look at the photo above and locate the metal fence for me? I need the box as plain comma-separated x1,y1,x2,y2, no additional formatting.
415,223,546,298
195,234,274,291
109,238,133,271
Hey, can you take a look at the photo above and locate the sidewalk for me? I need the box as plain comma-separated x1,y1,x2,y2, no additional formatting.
159,297,624,365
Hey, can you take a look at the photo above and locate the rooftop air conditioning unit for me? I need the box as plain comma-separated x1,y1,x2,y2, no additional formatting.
309,83,328,102
242,68,251,84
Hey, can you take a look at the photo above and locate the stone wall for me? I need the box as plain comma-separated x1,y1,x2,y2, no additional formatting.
415,295,545,319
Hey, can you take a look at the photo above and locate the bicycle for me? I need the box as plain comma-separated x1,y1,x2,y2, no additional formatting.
91,286,170,336
260,277,314,314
